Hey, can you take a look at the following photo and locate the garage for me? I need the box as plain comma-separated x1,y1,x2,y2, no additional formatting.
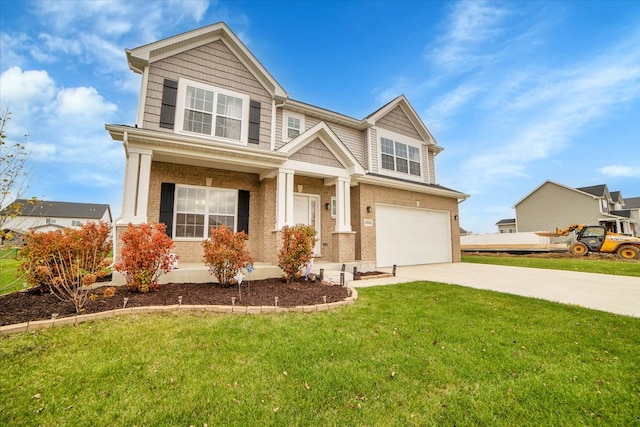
375,204,452,267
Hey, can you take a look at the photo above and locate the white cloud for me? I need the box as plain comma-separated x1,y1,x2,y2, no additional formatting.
24,142,57,161
55,86,117,117
0,67,57,136
0,67,56,106
423,83,483,133
429,1,510,71
598,165,640,178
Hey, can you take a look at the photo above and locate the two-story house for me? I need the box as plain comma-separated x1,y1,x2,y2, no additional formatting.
106,22,467,269
514,181,636,236
2,200,112,239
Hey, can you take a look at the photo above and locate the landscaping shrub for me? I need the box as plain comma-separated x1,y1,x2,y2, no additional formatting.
115,223,175,293
202,225,253,287
278,224,316,282
19,221,112,312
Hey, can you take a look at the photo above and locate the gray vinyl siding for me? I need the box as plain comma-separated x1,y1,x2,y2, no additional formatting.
284,114,366,165
290,139,344,168
369,128,378,172
143,40,272,150
427,151,436,183
516,182,601,232
376,106,421,140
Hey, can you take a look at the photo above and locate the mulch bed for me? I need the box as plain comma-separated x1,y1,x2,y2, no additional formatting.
0,278,350,326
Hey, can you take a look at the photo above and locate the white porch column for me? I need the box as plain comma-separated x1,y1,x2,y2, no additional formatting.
276,168,295,229
135,149,152,219
119,147,153,224
121,152,140,220
335,177,352,232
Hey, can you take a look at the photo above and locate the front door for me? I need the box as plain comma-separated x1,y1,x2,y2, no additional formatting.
293,194,321,256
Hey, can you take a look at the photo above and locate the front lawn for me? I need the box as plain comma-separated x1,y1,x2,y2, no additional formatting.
1,281,638,426
0,248,25,295
462,254,640,277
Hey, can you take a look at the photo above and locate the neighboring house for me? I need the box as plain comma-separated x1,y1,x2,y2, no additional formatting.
620,197,640,236
106,22,468,268
514,181,636,236
2,200,112,237
496,218,516,233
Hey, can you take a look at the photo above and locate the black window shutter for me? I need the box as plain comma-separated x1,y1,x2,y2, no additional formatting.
237,190,250,234
159,183,176,237
160,79,178,129
248,100,261,144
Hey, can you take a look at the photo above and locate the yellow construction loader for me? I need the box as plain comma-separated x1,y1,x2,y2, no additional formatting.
536,224,640,259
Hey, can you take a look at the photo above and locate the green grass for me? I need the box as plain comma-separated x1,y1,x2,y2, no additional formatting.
1,281,638,426
0,248,25,295
463,254,640,277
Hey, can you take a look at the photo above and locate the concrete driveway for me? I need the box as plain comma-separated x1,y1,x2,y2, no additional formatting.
350,263,640,317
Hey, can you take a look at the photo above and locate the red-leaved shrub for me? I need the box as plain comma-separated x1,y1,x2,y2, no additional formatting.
115,223,175,293
202,225,253,286
19,221,112,312
277,224,316,282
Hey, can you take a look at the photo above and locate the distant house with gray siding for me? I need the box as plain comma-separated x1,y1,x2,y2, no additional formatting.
514,181,636,236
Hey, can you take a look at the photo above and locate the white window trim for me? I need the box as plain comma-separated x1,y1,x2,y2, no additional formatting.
376,128,424,182
172,184,238,241
282,110,305,143
174,78,250,145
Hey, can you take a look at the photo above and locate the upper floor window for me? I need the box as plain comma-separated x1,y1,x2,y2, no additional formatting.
287,117,301,139
283,111,305,142
176,78,250,144
46,218,56,225
71,220,82,227
174,185,237,239
380,137,421,177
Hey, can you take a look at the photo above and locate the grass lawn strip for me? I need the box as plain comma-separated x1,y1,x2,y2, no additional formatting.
1,281,638,426
462,254,640,277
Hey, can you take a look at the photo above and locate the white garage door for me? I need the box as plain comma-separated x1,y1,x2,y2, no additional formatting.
375,204,452,267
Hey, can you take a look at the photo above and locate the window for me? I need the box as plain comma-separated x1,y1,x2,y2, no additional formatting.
176,78,249,143
380,137,421,177
287,116,301,139
283,111,305,142
71,220,82,227
46,218,56,225
174,185,237,239
330,196,337,219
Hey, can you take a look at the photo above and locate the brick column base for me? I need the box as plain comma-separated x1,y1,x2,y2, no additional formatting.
331,232,356,263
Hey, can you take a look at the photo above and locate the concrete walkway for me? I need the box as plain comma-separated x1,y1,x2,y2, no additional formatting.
349,263,640,317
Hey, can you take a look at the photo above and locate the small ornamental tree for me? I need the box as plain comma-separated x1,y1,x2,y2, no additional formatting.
19,221,112,312
278,224,316,282
115,223,175,293
202,225,253,287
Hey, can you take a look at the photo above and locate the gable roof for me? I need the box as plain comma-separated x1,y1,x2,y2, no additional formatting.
277,121,366,176
496,218,516,225
514,180,610,207
126,22,288,100
7,200,111,220
624,197,640,209
576,184,608,198
365,95,442,152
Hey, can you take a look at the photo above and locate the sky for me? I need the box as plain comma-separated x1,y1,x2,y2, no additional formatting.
1,0,639,234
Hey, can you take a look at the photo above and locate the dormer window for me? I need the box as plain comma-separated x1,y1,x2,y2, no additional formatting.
175,78,250,144
283,111,305,142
